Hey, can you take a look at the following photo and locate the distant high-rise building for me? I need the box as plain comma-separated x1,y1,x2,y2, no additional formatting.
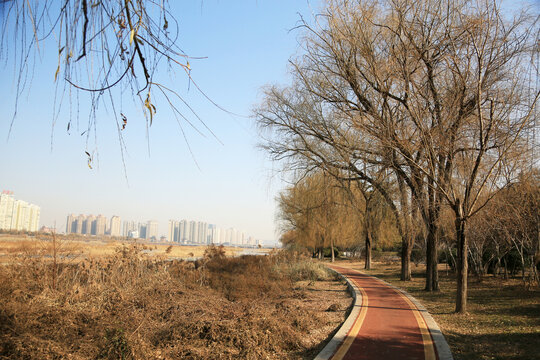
168,220,177,242
84,215,96,235
197,221,208,244
173,221,182,243
188,220,196,243
110,216,121,237
139,224,147,239
94,215,107,236
179,220,188,243
66,214,76,234
208,224,216,244
75,214,85,234
10,200,28,231
123,220,137,237
0,192,15,230
0,192,40,232
28,204,40,232
147,220,159,241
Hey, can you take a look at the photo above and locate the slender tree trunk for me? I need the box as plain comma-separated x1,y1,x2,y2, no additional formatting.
520,246,525,280
331,238,335,263
432,239,439,290
426,232,433,291
398,174,412,280
425,180,439,291
425,227,439,291
401,235,412,280
365,231,372,270
455,215,468,313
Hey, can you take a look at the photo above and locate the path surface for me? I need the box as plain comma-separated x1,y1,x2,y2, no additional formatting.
325,265,440,360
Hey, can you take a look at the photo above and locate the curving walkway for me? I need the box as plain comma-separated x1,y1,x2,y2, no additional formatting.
316,265,453,360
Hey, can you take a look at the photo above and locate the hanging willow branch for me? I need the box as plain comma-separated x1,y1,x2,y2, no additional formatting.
0,0,220,159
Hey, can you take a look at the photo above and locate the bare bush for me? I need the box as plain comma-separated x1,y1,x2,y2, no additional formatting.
0,244,350,359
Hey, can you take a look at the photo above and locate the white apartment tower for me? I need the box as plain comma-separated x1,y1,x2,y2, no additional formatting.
0,192,40,232
75,214,85,234
94,215,107,236
84,215,96,235
109,216,121,237
66,214,76,233
168,220,178,242
146,220,159,241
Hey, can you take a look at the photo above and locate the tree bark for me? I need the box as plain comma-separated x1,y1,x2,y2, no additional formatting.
455,214,468,313
426,232,433,291
425,178,440,291
398,174,412,280
425,225,439,291
401,235,412,280
365,231,372,270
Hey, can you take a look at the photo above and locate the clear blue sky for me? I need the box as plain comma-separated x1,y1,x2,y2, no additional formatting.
0,0,323,245
0,0,536,244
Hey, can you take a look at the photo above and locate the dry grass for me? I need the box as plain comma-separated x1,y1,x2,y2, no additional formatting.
337,260,540,360
0,234,270,264
0,241,351,360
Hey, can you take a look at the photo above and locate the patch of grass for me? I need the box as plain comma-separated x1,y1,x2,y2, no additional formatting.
271,252,336,282
98,328,133,360
338,260,540,360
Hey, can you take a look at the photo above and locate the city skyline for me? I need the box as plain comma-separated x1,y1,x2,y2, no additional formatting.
0,1,329,247
64,212,259,244
168,219,258,246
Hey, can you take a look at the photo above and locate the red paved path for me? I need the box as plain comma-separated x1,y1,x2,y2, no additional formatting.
329,265,436,360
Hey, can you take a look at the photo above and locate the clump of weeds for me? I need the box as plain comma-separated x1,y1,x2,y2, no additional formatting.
0,242,350,359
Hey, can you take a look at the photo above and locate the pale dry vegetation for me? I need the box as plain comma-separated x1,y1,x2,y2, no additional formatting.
0,242,351,360
0,234,260,263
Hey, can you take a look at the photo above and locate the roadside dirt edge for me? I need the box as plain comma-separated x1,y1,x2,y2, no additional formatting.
313,266,361,360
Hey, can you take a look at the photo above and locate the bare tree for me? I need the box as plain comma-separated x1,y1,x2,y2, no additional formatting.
257,0,538,312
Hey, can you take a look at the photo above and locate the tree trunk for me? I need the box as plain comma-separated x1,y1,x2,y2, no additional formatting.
520,245,525,280
425,182,439,291
426,228,439,291
426,232,433,291
331,238,335,263
401,235,412,280
365,231,372,270
494,257,500,278
432,240,439,290
398,175,413,280
455,215,468,313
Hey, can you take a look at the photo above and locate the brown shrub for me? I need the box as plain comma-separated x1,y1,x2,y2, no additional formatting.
0,244,349,359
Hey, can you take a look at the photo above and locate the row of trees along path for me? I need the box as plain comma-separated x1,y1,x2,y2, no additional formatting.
256,0,539,313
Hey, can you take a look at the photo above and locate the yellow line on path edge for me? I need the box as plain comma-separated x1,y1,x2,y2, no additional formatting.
330,280,368,360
